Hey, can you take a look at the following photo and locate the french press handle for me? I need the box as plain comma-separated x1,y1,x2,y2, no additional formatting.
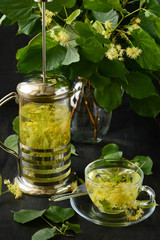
0,92,21,176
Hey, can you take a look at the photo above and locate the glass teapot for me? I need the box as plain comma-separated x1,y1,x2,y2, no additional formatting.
0,75,74,196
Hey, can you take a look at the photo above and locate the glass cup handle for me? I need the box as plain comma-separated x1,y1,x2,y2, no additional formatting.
138,185,155,207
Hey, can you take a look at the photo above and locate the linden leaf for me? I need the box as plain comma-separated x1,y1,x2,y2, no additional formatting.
44,206,74,223
32,228,56,240
4,134,19,153
131,156,153,175
12,116,19,135
71,144,78,156
13,209,46,224
64,221,82,233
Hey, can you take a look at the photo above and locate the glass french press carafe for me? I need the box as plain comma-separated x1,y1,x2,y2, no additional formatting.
0,75,74,195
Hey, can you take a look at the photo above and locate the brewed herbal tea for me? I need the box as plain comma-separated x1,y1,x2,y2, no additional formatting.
86,167,141,213
20,102,70,150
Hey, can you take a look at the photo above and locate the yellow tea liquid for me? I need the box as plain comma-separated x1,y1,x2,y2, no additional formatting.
19,103,70,150
86,167,141,213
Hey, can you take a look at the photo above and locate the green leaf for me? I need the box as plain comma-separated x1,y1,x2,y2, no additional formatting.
13,209,46,224
130,95,160,118
4,134,18,153
0,0,36,21
124,72,157,99
74,21,94,38
131,156,153,175
65,221,82,233
146,0,160,18
92,9,119,28
140,202,159,209
83,0,122,12
18,14,41,36
103,152,123,159
94,80,122,111
17,34,67,73
0,175,2,196
46,0,76,12
71,144,78,156
132,28,160,70
76,36,105,62
70,58,97,79
140,0,146,8
101,143,123,159
62,47,80,65
44,206,74,223
98,59,127,82
32,228,56,240
101,143,120,156
138,12,160,44
13,116,19,135
153,18,160,38
65,9,81,25
90,73,111,91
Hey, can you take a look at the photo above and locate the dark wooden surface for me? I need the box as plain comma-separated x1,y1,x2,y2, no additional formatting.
0,21,160,240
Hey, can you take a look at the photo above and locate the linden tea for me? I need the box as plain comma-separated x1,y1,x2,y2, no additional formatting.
20,102,70,150
86,167,141,213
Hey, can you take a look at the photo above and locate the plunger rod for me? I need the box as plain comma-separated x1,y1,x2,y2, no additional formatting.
34,0,53,83
42,1,46,83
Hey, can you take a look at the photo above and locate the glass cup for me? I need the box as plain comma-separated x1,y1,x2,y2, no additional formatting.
85,159,155,215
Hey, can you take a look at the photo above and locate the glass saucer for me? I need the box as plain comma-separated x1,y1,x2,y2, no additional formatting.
70,185,156,227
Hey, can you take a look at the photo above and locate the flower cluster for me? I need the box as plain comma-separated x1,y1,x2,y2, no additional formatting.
126,46,142,59
105,44,124,61
125,207,144,221
50,29,71,45
105,44,142,61
4,179,22,199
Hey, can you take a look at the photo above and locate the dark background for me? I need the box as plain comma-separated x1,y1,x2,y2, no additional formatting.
0,20,160,240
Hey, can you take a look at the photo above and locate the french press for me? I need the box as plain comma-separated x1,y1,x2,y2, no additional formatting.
0,0,75,196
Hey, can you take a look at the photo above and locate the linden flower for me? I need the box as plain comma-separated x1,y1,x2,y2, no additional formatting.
135,18,141,24
132,23,140,30
44,10,55,27
105,44,124,61
104,20,112,29
4,179,22,199
125,207,144,222
70,181,78,192
126,46,142,59
58,31,70,43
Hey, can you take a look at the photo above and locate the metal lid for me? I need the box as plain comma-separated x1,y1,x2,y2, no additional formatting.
17,75,70,99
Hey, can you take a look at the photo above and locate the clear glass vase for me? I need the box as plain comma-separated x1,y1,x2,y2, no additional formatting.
70,79,112,143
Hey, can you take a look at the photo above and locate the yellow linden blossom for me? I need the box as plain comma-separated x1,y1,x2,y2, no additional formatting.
125,207,144,221
135,17,141,24
50,30,70,44
105,44,124,61
132,23,140,30
126,46,142,59
58,31,71,43
45,10,55,27
4,179,22,199
70,181,78,192
104,20,112,29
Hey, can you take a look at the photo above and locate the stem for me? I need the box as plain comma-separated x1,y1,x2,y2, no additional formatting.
64,6,68,18
113,7,143,32
71,92,82,120
41,216,62,234
1,190,10,195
